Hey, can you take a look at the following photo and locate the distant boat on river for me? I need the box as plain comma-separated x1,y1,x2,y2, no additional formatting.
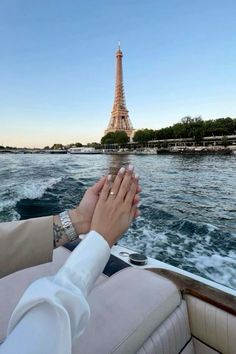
68,147,102,154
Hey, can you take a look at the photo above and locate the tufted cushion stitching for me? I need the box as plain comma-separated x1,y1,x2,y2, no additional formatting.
179,303,188,341
176,307,185,344
136,301,191,354
176,308,184,349
111,290,178,353
149,334,157,353
226,313,229,354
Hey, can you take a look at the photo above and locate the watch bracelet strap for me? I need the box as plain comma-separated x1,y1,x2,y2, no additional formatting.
59,210,78,242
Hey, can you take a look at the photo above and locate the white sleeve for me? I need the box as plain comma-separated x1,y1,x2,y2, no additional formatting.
0,231,110,354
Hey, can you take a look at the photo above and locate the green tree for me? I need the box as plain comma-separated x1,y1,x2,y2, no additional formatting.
181,116,194,138
101,132,115,145
205,117,235,136
205,120,215,136
74,142,83,147
157,126,174,139
171,116,205,142
86,142,101,149
51,143,64,150
101,131,129,145
172,123,186,138
191,117,205,143
133,129,155,142
115,131,129,144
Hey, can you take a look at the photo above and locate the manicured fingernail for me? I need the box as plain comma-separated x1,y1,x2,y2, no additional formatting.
128,164,134,171
107,174,112,181
135,173,139,180
119,167,125,174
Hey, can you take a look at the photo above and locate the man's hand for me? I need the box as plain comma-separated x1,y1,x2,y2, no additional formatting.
69,177,106,235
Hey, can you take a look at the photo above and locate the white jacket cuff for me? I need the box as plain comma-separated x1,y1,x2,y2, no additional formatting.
54,230,110,296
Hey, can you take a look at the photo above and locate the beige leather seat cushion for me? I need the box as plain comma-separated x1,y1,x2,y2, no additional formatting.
136,300,192,354
0,253,181,354
75,268,181,354
0,247,107,343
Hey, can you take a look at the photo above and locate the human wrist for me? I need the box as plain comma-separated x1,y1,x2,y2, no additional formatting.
69,208,88,236
90,225,114,248
53,214,72,248
53,210,83,248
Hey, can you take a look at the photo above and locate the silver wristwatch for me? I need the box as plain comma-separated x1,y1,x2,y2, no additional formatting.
59,211,78,242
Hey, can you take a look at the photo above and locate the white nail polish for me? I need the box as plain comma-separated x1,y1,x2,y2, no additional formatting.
107,174,112,181
128,164,134,171
135,173,139,179
119,167,125,174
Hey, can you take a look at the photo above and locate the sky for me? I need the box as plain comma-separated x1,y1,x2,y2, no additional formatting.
0,0,236,148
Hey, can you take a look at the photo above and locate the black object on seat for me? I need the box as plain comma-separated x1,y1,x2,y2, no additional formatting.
103,254,130,276
63,242,130,277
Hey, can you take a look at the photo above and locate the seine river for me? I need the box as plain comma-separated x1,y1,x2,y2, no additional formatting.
0,153,235,289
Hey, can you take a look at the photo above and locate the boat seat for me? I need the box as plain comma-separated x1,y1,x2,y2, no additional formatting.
136,300,193,354
3,248,222,353
0,249,185,353
0,249,192,354
2,246,226,354
75,267,182,354
0,246,108,343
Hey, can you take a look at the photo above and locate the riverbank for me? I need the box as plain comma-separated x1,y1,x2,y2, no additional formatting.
1,146,235,155
156,146,234,155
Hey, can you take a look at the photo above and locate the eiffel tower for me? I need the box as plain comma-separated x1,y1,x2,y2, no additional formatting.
105,45,134,139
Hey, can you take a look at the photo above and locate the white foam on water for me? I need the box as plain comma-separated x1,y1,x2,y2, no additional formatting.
119,223,171,258
121,218,236,289
17,177,62,200
0,177,62,214
194,253,236,288
196,254,236,268
205,223,219,232
0,199,16,212
228,250,236,260
166,246,176,256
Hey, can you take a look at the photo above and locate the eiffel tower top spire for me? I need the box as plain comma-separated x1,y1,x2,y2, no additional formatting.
105,45,134,139
112,44,127,111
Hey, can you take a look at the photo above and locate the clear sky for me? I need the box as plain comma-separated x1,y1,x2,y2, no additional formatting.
0,0,236,147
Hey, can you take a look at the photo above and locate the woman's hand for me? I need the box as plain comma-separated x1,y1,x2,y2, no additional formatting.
70,167,141,236
90,165,140,247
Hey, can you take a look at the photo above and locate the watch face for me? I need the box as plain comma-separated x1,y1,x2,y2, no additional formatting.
129,253,148,265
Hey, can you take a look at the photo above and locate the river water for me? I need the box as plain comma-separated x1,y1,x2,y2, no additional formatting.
0,153,235,289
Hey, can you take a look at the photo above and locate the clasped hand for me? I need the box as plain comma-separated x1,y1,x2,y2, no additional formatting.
70,164,141,247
